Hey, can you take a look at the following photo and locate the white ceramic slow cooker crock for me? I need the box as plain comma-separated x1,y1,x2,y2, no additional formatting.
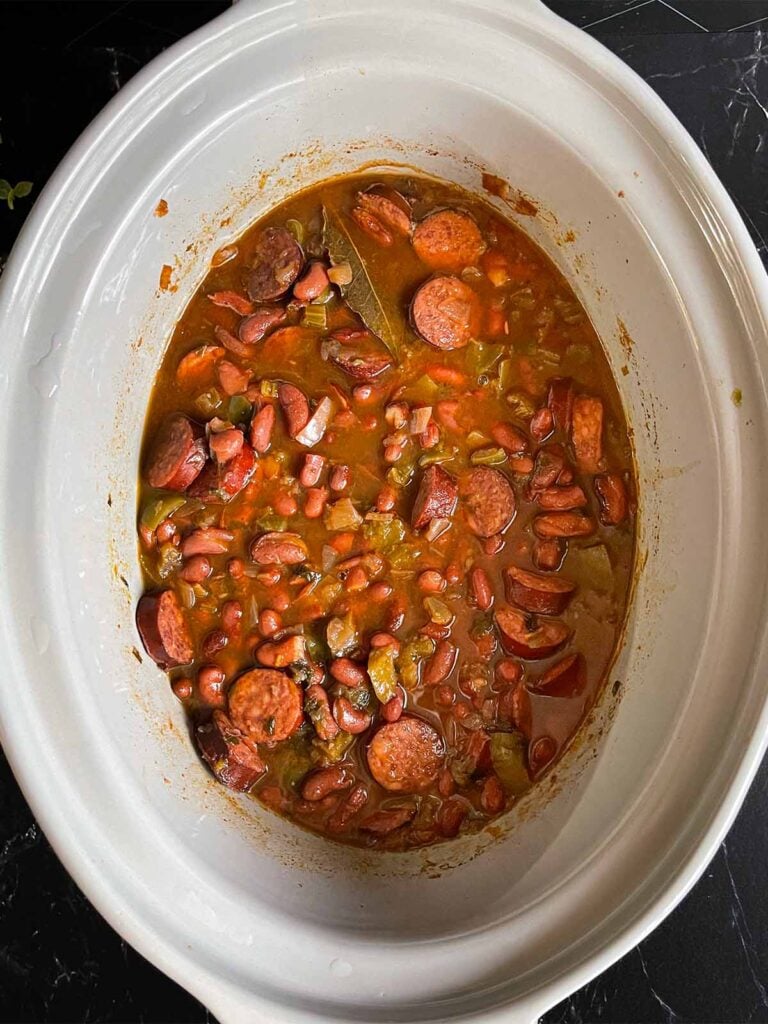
2,0,768,1020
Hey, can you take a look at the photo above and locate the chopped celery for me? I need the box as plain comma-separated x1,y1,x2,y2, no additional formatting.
140,494,185,532
254,510,288,532
362,514,405,552
327,262,353,286
490,732,531,795
157,543,183,579
286,218,305,245
336,683,373,711
418,446,456,468
466,430,489,449
312,731,354,766
367,646,399,704
405,373,439,403
470,446,507,466
566,342,592,365
424,596,453,625
177,580,196,609
497,358,515,390
260,379,279,399
509,287,536,310
531,348,561,367
326,614,359,657
468,340,505,376
302,303,328,329
228,395,252,424
388,543,423,571
506,391,537,419
324,497,363,531
195,388,222,417
397,636,435,689
304,634,329,664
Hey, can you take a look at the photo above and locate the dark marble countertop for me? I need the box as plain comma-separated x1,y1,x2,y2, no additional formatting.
1,2,767,1021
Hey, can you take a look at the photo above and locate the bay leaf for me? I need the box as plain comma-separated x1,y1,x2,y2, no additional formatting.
322,205,401,358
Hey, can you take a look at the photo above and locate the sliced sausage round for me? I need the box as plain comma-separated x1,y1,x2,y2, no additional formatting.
136,590,194,669
495,605,571,660
412,210,485,272
504,566,576,615
411,464,458,530
460,467,516,538
250,531,308,565
411,275,481,350
536,653,585,698
228,667,304,744
145,414,206,491
366,716,444,793
246,226,303,302
196,710,265,792
356,189,412,237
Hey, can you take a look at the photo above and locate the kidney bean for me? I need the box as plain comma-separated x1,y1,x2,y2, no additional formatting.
532,537,565,572
381,688,404,722
333,697,372,734
594,472,628,525
437,798,468,838
418,569,446,593
172,678,192,701
360,806,417,834
210,427,245,464
304,486,329,519
330,658,368,686
272,591,291,613
424,639,458,685
530,407,554,443
299,453,326,487
370,632,400,653
454,700,474,721
198,664,226,707
420,420,440,449
376,484,397,512
435,684,455,707
480,774,506,814
218,599,240,632
301,766,353,801
352,384,374,402
469,567,493,610
227,557,245,579
156,519,177,544
202,629,228,658
537,485,587,511
369,581,393,602
329,464,351,492
444,562,462,586
437,767,456,797
491,422,529,455
257,634,305,668
495,657,523,686
385,597,406,632
383,444,403,464
482,534,504,556
257,566,282,587
344,566,369,592
180,554,212,583
293,261,330,303
327,783,369,832
259,609,282,637
273,490,298,516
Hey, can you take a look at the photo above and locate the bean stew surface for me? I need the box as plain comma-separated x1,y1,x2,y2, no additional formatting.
136,173,636,850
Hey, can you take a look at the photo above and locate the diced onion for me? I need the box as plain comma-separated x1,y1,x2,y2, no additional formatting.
425,517,451,542
295,397,334,448
409,406,432,436
328,262,353,286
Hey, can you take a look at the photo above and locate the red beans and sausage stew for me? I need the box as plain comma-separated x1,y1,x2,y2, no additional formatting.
136,173,635,849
